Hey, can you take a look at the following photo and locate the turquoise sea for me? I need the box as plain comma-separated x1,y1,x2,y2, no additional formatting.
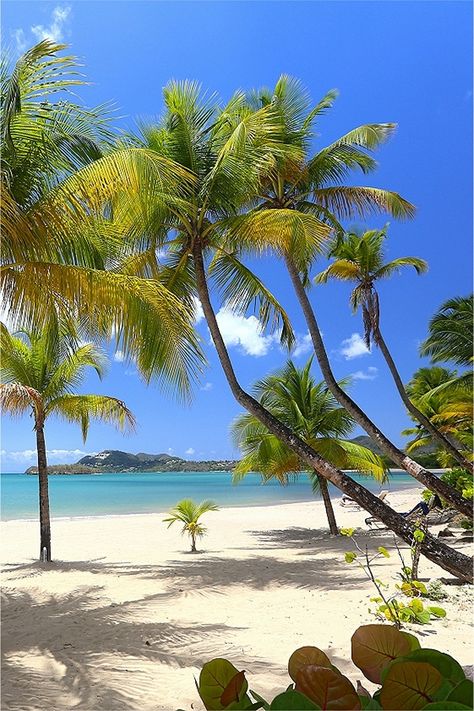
0,471,424,521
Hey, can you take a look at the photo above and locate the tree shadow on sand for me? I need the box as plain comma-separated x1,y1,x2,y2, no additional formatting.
1,586,250,711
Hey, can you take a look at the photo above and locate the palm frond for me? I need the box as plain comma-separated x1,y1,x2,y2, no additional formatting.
48,394,135,442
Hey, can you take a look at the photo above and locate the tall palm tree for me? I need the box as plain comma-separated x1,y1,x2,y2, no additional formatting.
420,295,473,367
225,76,470,515
315,227,472,471
403,367,473,467
0,324,135,561
163,499,219,552
232,360,387,535
1,41,203,394
120,81,472,581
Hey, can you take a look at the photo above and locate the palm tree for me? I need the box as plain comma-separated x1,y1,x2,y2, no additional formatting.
0,323,135,561
232,360,387,535
121,81,472,581
1,41,203,394
163,499,219,552
226,76,470,515
420,295,473,367
315,227,472,471
403,367,473,467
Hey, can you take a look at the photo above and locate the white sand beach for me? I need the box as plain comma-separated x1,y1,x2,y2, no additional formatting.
1,488,473,711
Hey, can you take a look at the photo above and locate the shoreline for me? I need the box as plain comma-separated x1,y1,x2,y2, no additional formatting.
0,484,425,524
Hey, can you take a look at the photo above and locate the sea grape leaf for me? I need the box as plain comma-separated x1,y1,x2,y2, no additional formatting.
447,679,474,705
394,649,466,688
269,690,320,709
377,546,390,558
345,552,358,563
295,665,361,710
359,697,382,710
427,606,446,618
380,661,442,710
351,624,411,684
198,658,248,710
400,632,421,652
220,671,247,707
288,646,332,682
248,690,270,710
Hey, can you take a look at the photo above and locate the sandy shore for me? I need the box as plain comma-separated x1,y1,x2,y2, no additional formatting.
1,488,473,710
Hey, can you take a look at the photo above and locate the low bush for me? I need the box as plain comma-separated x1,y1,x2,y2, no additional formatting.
189,624,473,710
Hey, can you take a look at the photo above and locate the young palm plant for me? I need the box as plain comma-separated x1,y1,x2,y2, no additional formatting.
232,359,387,535
164,499,219,552
1,41,203,393
315,227,472,471
0,324,135,561
120,81,472,581
224,76,470,515
403,367,473,467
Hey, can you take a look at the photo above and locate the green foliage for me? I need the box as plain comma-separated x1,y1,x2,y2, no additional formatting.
163,499,219,552
423,468,474,509
193,625,472,710
341,528,447,627
420,295,473,367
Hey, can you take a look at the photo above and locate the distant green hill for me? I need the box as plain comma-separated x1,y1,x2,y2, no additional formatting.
25,449,238,474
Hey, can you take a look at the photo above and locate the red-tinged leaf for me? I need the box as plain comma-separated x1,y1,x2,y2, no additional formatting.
380,661,442,710
295,665,361,710
351,624,411,684
221,670,247,707
199,658,248,710
288,646,332,682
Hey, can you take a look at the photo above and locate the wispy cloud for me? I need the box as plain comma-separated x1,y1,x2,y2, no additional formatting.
113,350,125,363
291,333,313,358
185,447,195,456
192,297,205,325
352,366,378,381
200,382,213,391
214,307,279,357
340,333,371,360
1,448,94,463
13,6,71,53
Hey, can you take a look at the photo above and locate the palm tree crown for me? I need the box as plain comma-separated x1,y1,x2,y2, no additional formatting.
232,359,386,482
163,499,219,552
0,324,135,437
316,226,428,348
420,295,473,367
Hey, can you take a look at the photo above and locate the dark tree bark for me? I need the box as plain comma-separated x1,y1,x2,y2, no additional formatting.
192,242,473,582
35,423,51,562
317,472,339,535
283,253,472,518
374,326,473,472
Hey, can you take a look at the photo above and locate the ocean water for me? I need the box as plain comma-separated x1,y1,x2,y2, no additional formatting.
0,471,423,521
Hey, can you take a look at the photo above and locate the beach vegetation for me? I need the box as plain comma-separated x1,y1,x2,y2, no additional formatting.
232,359,387,535
0,324,135,561
420,295,473,367
192,624,472,709
163,498,219,552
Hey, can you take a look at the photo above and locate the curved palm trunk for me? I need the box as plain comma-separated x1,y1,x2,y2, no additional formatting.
374,326,473,472
283,254,472,518
35,423,52,562
317,472,338,535
192,242,472,582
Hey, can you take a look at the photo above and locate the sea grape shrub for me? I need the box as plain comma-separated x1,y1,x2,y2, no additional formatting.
423,468,474,507
192,624,473,710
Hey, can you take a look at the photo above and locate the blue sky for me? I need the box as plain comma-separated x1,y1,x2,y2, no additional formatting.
2,1,472,471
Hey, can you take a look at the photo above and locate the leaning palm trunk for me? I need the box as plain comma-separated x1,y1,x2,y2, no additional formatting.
316,473,339,535
283,254,472,518
192,242,472,582
35,423,51,561
373,326,473,472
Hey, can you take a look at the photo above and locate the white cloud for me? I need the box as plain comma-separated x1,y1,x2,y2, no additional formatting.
31,6,71,43
200,382,213,391
352,366,378,381
2,449,94,463
214,307,278,357
192,297,205,324
113,350,125,363
340,333,371,360
291,333,313,358
185,447,195,456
